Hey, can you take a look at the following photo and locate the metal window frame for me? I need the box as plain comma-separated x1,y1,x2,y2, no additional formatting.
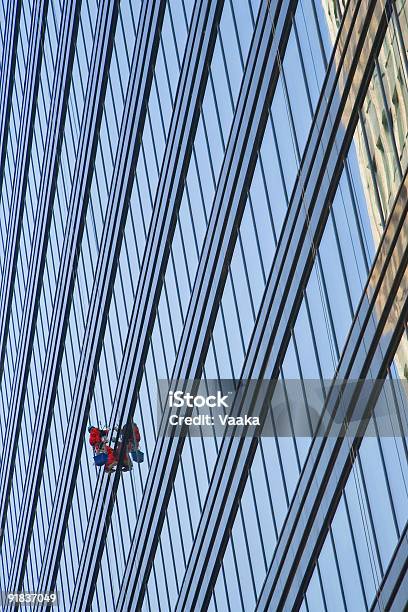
66,0,224,610
0,0,403,608
164,0,395,608
256,169,408,611
0,0,82,564
112,1,298,609
369,522,408,612
33,0,223,609
32,0,166,602
0,0,48,382
1,0,121,593
0,0,22,205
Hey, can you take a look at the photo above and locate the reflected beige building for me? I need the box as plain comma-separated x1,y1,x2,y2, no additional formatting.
322,0,408,378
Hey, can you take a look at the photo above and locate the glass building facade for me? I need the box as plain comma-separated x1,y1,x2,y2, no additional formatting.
0,0,406,610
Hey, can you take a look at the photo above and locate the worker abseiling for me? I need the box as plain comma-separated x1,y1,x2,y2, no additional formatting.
88,422,144,471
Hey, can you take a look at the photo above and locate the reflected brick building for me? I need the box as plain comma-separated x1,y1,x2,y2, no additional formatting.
323,0,408,378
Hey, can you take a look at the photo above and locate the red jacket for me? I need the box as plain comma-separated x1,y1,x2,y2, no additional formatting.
133,425,141,444
126,425,141,451
89,427,108,446
106,446,117,465
89,428,101,446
